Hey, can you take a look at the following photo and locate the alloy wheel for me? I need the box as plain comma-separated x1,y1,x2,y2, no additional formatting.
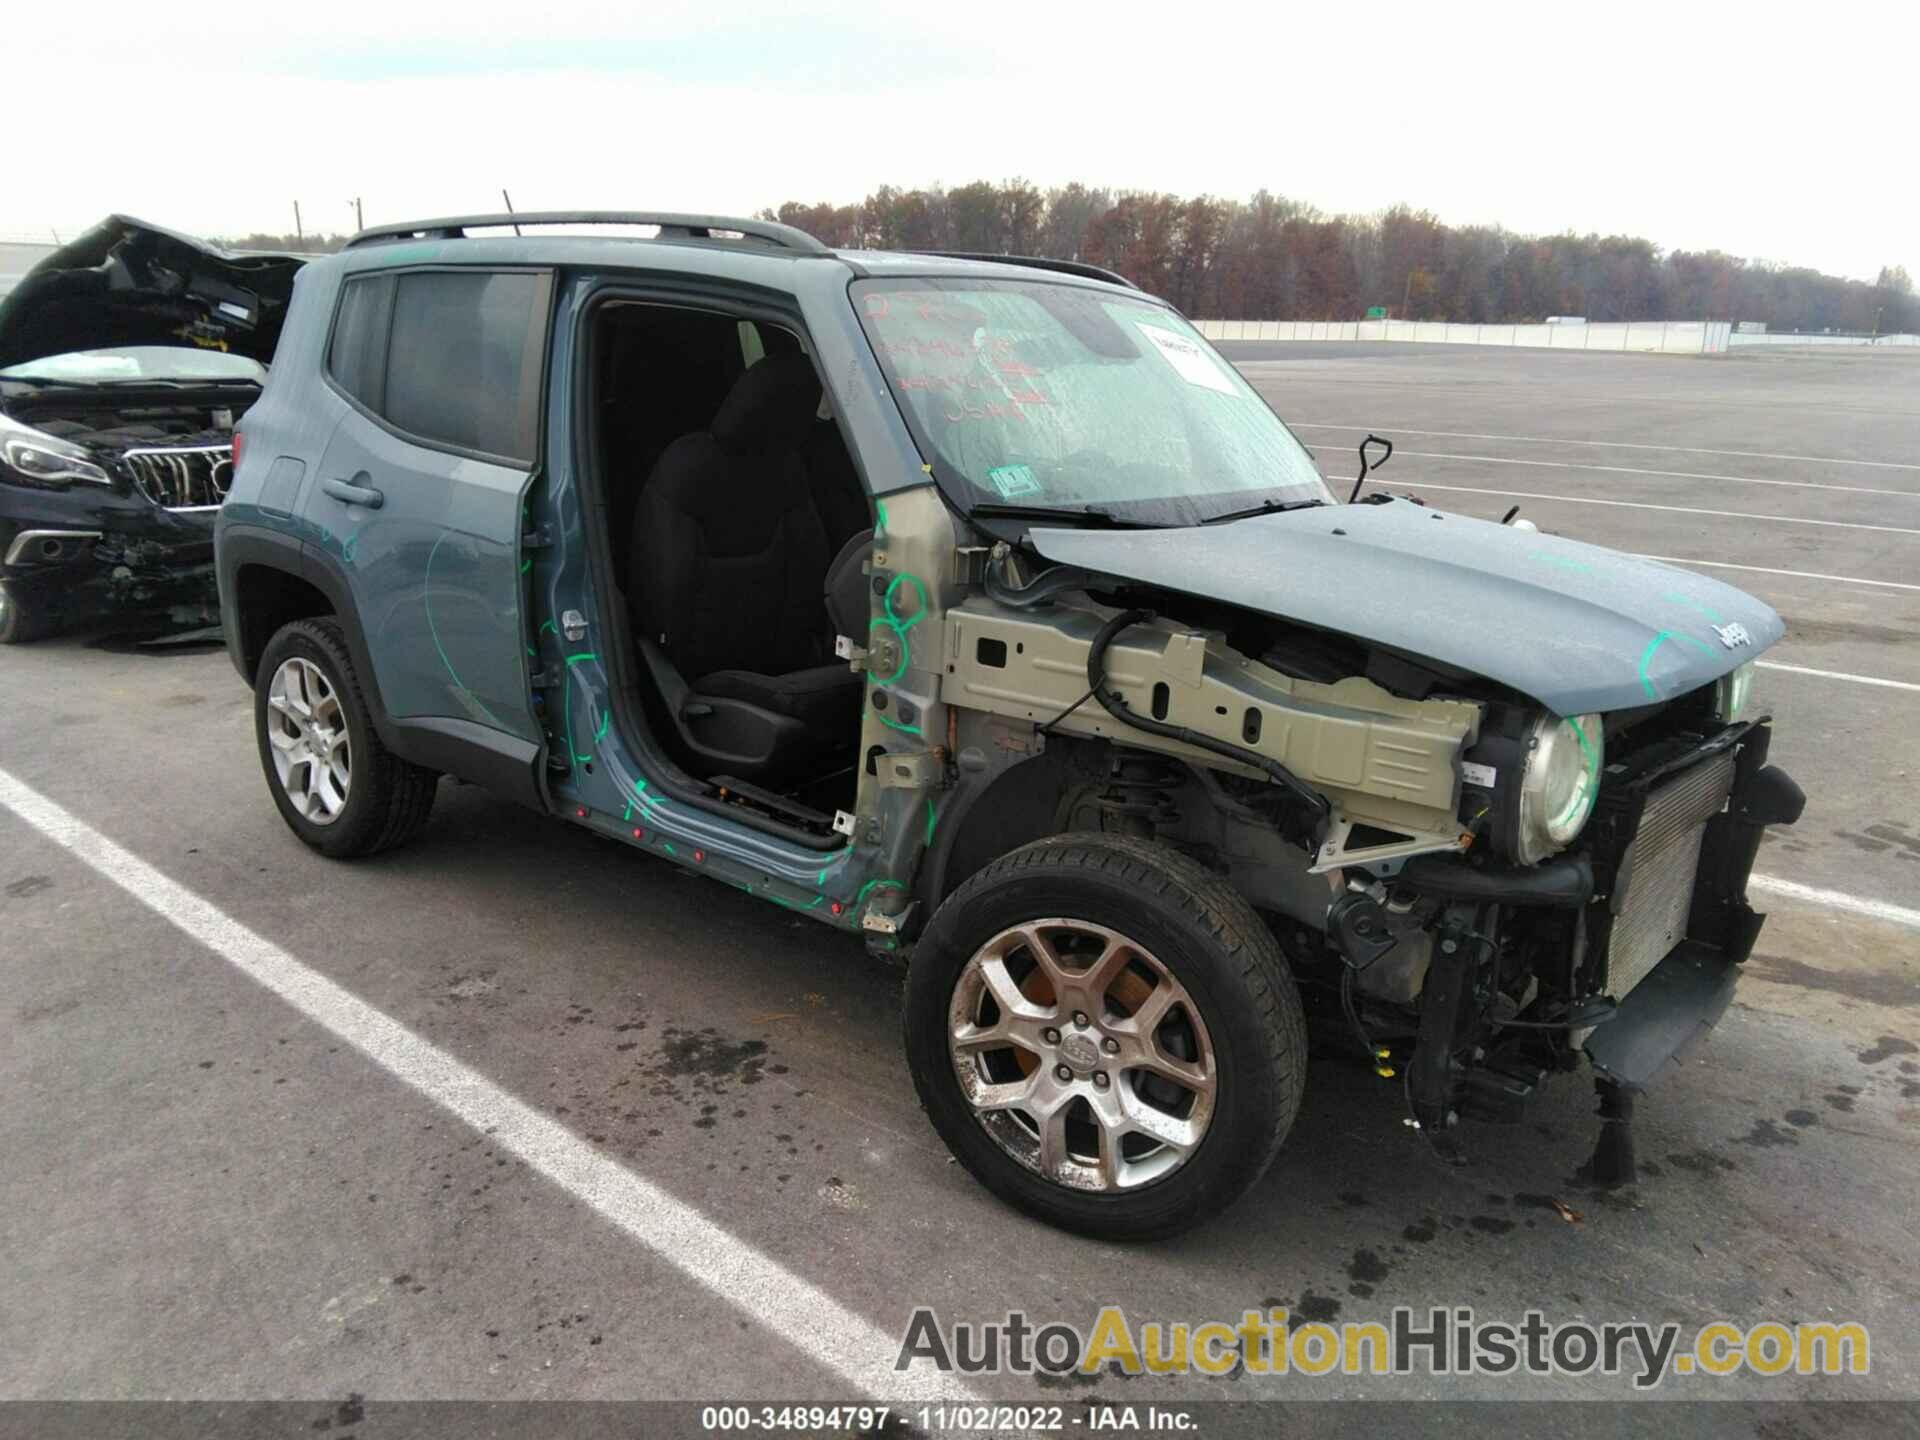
948,918,1217,1192
265,656,352,825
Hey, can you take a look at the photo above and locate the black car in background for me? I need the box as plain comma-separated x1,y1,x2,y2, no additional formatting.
0,218,305,642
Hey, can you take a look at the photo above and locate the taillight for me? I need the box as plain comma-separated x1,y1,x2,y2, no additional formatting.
230,428,245,470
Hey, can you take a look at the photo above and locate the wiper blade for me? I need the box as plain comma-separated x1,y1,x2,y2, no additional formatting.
967,501,1158,529
90,376,260,388
1198,497,1327,525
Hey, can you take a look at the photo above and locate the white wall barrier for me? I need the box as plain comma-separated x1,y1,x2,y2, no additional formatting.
1194,317,1735,355
1726,330,1920,347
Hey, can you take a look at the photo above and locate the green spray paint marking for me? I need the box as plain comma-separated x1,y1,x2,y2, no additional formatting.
423,531,505,727
1636,629,1718,699
539,619,556,636
853,877,906,908
766,892,826,914
1661,591,1722,624
815,848,855,887
884,572,928,630
875,711,923,737
519,558,532,575
924,797,937,847
595,712,610,742
1535,553,1594,573
874,499,888,538
562,652,602,764
622,798,633,821
867,570,930,686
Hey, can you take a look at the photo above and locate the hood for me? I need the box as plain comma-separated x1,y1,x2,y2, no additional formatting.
0,216,308,370
1029,497,1783,716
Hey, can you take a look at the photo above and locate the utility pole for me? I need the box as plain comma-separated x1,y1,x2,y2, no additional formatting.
350,197,364,232
501,188,521,236
293,201,304,245
1402,269,1414,320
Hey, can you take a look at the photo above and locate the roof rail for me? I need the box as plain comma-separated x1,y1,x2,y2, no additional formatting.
913,251,1138,290
346,211,830,254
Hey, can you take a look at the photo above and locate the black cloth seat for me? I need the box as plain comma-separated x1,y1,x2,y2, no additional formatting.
629,354,867,782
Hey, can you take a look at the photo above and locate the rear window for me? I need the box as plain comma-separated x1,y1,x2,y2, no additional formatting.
325,268,549,465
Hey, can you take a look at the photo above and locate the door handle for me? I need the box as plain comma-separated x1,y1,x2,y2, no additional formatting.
322,477,384,509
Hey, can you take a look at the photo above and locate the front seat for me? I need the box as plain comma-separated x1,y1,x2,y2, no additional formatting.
629,354,866,783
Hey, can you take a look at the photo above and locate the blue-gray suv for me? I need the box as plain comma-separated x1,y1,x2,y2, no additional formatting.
218,211,1804,1238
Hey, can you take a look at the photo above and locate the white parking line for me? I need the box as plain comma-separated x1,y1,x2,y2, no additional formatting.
1635,556,1920,594
1750,875,1920,932
1289,422,1920,473
1376,481,1920,536
1757,661,1920,694
0,765,973,1406
1304,445,1913,499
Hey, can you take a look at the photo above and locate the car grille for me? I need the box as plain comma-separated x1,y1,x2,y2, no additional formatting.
1606,750,1738,997
122,445,234,511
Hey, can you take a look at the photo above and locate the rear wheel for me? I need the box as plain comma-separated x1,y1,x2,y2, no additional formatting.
254,617,438,858
904,834,1307,1240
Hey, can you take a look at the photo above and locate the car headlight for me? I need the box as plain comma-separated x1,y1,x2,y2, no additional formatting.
1515,712,1603,864
0,412,111,487
1714,661,1756,723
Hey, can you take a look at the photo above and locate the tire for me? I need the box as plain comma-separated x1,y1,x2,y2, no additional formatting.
904,834,1307,1240
254,617,438,858
0,584,48,644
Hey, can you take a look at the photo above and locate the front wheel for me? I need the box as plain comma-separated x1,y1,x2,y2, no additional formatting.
0,584,49,644
904,834,1307,1240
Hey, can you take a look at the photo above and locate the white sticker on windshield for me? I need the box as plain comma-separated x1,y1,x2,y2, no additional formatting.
217,301,251,322
1134,323,1238,394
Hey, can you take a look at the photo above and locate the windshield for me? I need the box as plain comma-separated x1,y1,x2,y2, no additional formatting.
853,277,1331,524
0,346,267,385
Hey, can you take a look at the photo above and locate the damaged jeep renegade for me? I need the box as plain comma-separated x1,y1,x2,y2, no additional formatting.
216,212,1804,1238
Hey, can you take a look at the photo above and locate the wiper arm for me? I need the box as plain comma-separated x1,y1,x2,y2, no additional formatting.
1198,497,1327,526
967,501,1157,529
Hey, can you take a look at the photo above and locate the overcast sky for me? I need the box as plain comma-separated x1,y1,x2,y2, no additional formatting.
9,1,1914,283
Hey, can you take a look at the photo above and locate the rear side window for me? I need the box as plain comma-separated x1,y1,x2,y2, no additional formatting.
385,272,547,463
324,268,549,466
326,274,394,413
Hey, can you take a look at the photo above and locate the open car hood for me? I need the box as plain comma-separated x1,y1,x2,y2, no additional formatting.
1028,496,1784,716
0,216,308,370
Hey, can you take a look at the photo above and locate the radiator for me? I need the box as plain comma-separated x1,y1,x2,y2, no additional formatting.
1606,751,1737,997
